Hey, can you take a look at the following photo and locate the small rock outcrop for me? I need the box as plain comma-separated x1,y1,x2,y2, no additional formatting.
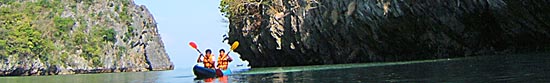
0,0,172,76
224,0,550,67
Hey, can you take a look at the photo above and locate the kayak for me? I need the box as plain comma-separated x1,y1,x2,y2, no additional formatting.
222,68,231,75
193,65,216,78
193,65,231,78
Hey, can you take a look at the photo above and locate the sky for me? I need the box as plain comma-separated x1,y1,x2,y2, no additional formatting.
132,0,246,70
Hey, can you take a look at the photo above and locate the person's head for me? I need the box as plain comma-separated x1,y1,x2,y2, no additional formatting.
219,49,225,53
205,49,212,54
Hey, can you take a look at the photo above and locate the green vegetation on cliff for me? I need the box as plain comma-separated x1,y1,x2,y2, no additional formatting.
219,0,249,18
0,0,121,67
0,0,172,76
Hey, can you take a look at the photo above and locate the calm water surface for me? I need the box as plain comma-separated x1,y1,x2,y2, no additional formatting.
1,54,549,83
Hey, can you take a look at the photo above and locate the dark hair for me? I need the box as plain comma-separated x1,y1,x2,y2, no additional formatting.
219,49,225,52
205,49,212,53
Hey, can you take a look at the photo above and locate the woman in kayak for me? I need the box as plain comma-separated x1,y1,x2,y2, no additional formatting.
217,49,233,70
197,49,215,69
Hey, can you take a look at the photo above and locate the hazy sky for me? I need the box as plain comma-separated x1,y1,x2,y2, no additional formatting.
133,0,246,70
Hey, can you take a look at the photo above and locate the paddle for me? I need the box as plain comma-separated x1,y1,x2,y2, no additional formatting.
218,41,239,65
189,41,203,56
227,41,240,54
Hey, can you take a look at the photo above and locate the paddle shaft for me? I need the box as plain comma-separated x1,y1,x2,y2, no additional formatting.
195,49,203,57
220,51,231,61
221,41,238,61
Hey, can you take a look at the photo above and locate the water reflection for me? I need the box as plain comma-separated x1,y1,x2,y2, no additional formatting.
0,71,161,83
227,54,550,82
270,73,286,83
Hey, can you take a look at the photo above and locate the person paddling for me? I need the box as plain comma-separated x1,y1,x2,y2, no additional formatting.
197,49,215,69
217,49,233,70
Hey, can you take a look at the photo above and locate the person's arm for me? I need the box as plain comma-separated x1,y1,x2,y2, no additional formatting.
217,56,222,66
227,54,233,62
197,54,203,62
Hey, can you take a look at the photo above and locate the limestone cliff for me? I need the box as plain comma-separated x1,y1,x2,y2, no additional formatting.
223,0,550,67
0,0,173,76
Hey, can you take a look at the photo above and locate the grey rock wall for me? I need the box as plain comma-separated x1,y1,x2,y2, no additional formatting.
226,0,550,67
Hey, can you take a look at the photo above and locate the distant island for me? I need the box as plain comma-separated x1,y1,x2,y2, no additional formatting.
0,0,172,76
220,0,550,67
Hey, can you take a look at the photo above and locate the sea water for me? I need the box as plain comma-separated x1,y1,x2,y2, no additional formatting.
1,53,549,83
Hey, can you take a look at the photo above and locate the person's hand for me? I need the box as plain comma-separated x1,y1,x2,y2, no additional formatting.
197,54,203,62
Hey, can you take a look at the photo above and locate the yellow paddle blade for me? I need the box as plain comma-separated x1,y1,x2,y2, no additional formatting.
230,41,239,50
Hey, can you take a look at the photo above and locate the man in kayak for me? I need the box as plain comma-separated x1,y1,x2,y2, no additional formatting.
217,49,233,70
197,49,215,69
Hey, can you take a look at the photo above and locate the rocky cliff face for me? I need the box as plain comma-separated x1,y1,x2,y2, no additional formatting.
0,0,172,76
224,0,550,67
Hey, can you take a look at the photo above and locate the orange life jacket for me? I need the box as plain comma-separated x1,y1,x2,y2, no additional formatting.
203,54,215,69
217,53,232,70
